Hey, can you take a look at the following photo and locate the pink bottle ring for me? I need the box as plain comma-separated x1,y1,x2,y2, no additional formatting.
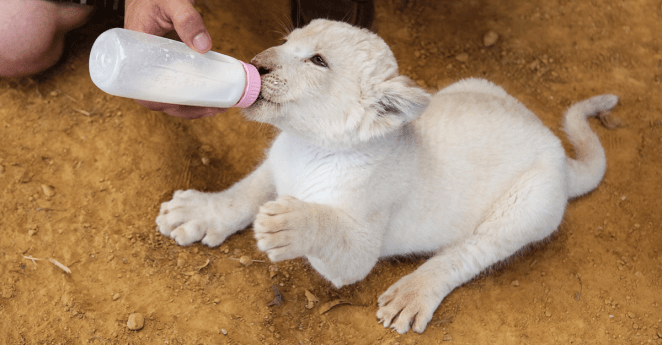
232,61,261,108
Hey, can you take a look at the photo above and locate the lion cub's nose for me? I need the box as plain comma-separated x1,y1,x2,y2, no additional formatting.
251,50,277,76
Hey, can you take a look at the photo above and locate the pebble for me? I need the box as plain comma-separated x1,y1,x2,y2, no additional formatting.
201,157,210,166
443,334,453,341
221,329,227,335
41,184,55,197
455,53,469,62
511,280,520,287
112,293,120,301
545,311,552,317
127,313,144,330
269,265,279,278
628,312,636,318
220,244,229,254
483,30,499,47
28,230,37,236
304,290,319,309
239,255,253,267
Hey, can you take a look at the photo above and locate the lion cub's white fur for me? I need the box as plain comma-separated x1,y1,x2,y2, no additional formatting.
156,20,618,334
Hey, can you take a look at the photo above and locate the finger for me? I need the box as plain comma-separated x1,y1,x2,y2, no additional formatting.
135,99,225,119
124,0,171,36
166,0,211,53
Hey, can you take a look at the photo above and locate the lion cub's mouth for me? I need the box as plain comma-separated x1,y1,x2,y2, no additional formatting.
254,91,279,106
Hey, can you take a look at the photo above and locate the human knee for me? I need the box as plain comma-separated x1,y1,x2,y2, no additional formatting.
0,0,91,77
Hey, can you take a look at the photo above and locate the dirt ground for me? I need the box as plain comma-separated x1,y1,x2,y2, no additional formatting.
1,0,661,343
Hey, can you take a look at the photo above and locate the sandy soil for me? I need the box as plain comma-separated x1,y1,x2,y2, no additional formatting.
1,0,661,343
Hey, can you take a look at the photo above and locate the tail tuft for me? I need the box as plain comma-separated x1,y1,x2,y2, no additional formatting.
563,95,618,198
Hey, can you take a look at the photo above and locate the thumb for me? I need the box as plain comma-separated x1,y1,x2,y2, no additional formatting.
167,0,211,53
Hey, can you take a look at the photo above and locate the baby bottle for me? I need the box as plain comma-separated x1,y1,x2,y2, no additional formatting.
89,28,261,108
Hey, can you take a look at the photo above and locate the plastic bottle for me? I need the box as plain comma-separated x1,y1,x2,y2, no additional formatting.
89,28,260,108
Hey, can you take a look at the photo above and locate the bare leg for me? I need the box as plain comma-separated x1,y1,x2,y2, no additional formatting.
0,0,92,77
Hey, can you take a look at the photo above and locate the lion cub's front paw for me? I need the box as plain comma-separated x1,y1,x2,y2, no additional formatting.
254,196,313,262
156,190,234,247
376,271,444,334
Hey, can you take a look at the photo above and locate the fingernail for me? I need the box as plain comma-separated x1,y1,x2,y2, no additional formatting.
193,33,211,53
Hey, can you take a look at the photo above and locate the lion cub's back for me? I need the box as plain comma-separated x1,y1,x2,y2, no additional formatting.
415,78,562,165
396,79,568,250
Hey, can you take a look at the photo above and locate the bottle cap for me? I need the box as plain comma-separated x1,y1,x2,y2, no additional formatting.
233,61,261,108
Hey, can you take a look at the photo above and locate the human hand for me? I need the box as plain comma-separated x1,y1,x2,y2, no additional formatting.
125,0,226,119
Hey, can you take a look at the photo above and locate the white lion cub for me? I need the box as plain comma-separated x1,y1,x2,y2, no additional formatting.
156,19,618,333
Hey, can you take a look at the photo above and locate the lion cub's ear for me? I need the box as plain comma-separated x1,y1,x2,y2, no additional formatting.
359,76,431,141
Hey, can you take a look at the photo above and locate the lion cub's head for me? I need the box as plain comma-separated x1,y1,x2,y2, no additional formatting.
243,19,430,148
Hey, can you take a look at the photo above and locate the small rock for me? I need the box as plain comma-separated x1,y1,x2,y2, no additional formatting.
269,265,279,278
220,244,229,254
443,334,453,341
511,280,520,287
127,313,144,331
213,298,221,303
628,312,635,319
239,256,253,267
304,290,319,309
201,157,210,166
268,285,284,307
221,329,227,335
28,230,37,236
528,60,540,71
199,145,212,153
483,30,499,47
545,311,552,317
455,53,469,62
49,91,59,97
176,259,186,267
112,293,120,301
41,184,55,197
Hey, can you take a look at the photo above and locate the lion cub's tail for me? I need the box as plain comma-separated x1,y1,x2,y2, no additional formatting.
563,94,618,199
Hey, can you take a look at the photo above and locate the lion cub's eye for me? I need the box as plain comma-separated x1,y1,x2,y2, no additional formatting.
310,54,328,68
